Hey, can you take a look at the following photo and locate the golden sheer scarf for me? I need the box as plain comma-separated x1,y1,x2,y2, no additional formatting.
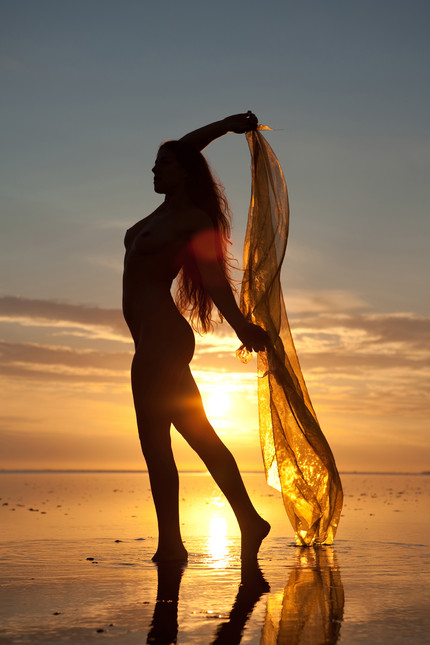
238,129,343,545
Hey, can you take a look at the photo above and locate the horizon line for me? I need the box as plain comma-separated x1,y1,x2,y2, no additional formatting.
0,469,428,476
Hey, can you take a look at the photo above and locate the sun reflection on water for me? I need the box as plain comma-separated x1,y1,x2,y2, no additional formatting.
206,515,233,568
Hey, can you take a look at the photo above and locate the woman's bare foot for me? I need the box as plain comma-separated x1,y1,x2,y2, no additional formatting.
241,517,271,561
152,545,188,563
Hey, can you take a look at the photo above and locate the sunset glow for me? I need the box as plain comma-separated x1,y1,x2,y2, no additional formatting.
0,297,429,472
1,1,429,475
203,387,231,420
1,5,429,645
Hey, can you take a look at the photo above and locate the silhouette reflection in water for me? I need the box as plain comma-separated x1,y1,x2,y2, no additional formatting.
147,547,343,644
261,547,344,645
212,562,270,644
147,560,269,644
146,561,184,644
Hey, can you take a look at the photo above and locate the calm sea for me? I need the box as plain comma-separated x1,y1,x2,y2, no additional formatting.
1,472,429,644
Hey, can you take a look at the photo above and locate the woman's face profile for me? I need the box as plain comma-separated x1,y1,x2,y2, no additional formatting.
152,147,187,195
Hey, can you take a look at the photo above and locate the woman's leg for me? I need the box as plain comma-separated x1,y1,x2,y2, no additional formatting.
131,352,187,562
172,367,270,559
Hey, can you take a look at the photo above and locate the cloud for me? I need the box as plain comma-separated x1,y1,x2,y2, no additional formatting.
290,311,430,366
283,311,430,422
0,296,133,384
0,340,130,369
0,340,131,384
285,289,368,313
2,295,430,382
0,295,129,342
1,293,429,471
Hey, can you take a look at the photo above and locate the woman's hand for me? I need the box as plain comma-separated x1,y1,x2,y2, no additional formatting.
223,111,258,134
236,321,269,353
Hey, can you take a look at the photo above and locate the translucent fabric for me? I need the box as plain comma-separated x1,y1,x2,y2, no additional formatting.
238,130,343,545
261,547,344,644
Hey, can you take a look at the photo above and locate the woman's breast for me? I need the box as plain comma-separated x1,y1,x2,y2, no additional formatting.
123,234,183,284
122,219,191,347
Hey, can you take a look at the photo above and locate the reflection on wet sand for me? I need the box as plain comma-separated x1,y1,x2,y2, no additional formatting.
147,560,270,644
206,515,229,568
146,562,184,644
212,562,270,644
262,547,344,645
147,547,344,644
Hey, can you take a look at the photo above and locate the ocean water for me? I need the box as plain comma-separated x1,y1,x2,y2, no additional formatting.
1,471,429,644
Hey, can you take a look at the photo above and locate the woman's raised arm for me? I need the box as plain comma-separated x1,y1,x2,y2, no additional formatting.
180,112,258,151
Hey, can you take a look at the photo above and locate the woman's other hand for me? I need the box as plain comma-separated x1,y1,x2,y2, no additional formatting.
236,322,269,353
223,111,258,134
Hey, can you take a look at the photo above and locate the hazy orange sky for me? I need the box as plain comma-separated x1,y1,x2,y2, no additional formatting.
1,1,429,472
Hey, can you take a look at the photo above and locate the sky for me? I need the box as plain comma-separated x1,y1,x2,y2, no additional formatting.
1,0,429,473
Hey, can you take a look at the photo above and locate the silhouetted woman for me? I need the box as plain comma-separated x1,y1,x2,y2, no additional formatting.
123,112,270,562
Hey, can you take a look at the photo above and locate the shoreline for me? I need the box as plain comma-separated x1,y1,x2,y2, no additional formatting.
1,468,429,475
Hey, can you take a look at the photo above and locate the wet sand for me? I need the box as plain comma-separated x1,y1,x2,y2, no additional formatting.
1,472,429,644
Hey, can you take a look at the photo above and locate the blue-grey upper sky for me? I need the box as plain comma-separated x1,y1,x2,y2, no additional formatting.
2,0,429,313
1,0,429,472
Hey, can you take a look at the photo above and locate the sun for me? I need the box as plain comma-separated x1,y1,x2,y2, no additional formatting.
204,388,231,419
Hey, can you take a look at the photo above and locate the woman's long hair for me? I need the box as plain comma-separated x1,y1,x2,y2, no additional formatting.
160,140,235,333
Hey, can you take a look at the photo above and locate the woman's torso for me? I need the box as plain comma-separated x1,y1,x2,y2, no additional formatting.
122,205,194,347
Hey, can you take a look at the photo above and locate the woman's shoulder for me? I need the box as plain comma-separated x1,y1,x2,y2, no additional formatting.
185,207,215,234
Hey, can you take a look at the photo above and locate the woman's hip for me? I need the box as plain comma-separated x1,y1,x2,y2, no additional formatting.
131,313,195,398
